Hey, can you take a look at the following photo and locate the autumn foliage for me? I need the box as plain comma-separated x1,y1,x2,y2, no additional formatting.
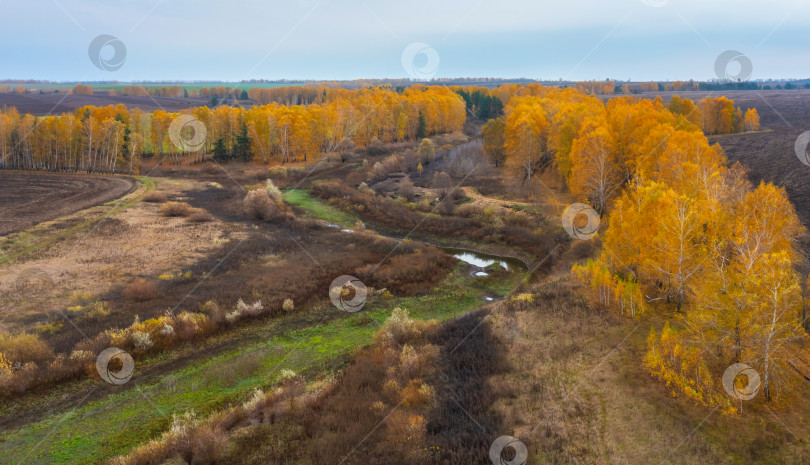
0,86,465,172
488,83,803,410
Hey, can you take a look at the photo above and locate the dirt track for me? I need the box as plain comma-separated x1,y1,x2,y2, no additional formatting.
0,171,135,235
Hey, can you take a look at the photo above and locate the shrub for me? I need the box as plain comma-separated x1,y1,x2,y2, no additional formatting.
109,440,169,465
382,378,401,402
373,308,423,347
200,300,225,324
159,201,194,217
122,279,159,302
187,210,214,222
132,331,154,351
398,345,421,377
402,151,419,172
282,298,294,312
267,166,288,178
368,136,385,155
397,177,416,199
418,138,436,165
188,424,228,464
236,299,264,317
69,349,94,364
569,240,594,260
432,171,452,189
244,190,285,221
158,323,174,337
336,137,356,153
225,310,241,323
142,191,167,203
358,181,374,195
433,140,487,177
0,332,54,365
265,179,284,203
242,388,267,414
175,312,211,339
5,362,38,393
400,379,433,407
370,154,402,179
512,293,535,303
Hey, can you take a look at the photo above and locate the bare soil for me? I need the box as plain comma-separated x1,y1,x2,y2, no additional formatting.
0,171,135,236
0,92,209,116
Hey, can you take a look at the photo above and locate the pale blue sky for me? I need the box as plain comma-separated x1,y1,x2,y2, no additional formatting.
1,0,808,81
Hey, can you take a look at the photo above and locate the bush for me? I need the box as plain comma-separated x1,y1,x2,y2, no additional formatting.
336,137,356,153
282,298,294,312
373,308,424,347
397,177,416,200
265,179,284,203
368,136,386,155
132,331,154,350
432,140,487,177
244,190,285,222
267,166,288,178
432,171,451,189
188,424,228,464
236,299,264,317
187,209,214,222
370,154,402,180
200,300,225,324
175,312,211,339
122,279,159,302
402,151,419,172
142,191,167,203
0,332,54,365
159,201,194,217
418,138,436,165
569,240,595,260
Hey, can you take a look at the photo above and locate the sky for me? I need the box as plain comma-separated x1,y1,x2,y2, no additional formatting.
1,0,808,82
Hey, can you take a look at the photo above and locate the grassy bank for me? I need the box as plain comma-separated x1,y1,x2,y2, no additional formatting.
283,188,359,227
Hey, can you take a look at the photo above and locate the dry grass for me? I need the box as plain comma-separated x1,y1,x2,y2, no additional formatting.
485,277,810,464
159,201,194,217
0,176,227,339
0,332,54,365
243,190,287,222
0,173,458,397
312,179,567,262
187,209,214,222
142,191,168,203
121,279,159,302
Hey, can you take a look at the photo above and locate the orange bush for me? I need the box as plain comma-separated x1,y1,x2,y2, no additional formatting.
142,191,168,203
122,279,159,302
159,201,194,217
0,332,54,365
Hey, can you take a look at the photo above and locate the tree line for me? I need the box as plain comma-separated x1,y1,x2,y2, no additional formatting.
0,86,466,173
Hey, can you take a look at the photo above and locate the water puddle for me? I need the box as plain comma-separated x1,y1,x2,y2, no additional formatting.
440,247,525,278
